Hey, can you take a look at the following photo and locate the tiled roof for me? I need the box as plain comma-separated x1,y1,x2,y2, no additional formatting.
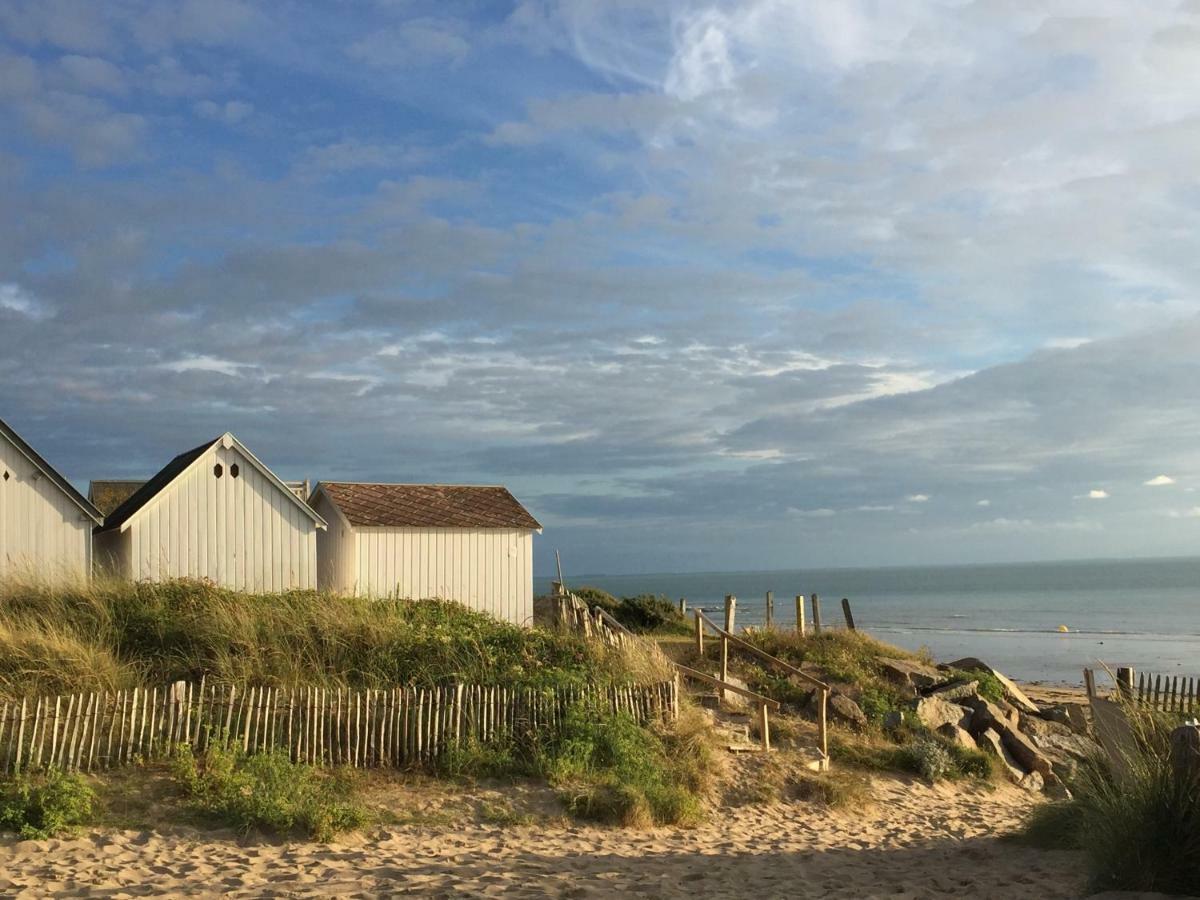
318,482,541,530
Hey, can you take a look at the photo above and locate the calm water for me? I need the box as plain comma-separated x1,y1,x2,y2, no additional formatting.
535,556,1200,684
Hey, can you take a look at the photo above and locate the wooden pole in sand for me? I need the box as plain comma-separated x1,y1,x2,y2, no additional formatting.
1116,667,1135,700
693,609,704,656
721,596,736,703
765,591,774,629
841,598,856,631
811,594,822,634
758,701,771,752
795,595,806,636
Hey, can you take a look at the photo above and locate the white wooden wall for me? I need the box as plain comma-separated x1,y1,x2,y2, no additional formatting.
0,432,92,582
352,528,533,625
312,491,356,594
122,444,318,591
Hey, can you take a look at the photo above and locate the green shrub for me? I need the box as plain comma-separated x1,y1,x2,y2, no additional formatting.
572,587,689,635
0,769,96,839
171,744,367,841
906,737,952,782
539,702,708,827
945,668,1007,705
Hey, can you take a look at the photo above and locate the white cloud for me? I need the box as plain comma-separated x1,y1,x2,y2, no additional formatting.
194,99,253,125
787,507,836,518
976,499,991,507
0,283,50,319
1144,475,1176,486
161,355,250,377
347,19,470,68
856,505,894,512
1087,489,1109,499
907,493,929,503
1167,507,1200,519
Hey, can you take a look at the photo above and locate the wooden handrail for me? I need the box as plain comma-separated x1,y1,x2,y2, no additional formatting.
696,610,828,690
592,606,635,637
675,664,781,710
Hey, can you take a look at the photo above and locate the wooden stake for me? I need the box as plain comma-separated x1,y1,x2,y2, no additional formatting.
765,591,774,629
811,594,822,634
795,595,806,635
841,598,856,631
758,701,770,752
13,697,27,775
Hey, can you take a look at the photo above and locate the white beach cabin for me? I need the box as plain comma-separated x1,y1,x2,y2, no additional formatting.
310,482,541,624
93,433,326,591
0,417,104,582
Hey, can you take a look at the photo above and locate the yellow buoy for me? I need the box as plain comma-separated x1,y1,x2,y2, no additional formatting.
1058,625,1069,633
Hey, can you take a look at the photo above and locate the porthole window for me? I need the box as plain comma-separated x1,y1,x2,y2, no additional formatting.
230,463,240,478
213,463,223,478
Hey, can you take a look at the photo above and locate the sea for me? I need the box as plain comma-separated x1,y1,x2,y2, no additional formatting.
534,556,1200,685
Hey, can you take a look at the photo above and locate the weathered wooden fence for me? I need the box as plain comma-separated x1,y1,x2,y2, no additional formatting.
0,678,679,777
1131,669,1199,714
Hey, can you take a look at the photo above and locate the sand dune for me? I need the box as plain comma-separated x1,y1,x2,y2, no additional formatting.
0,774,1083,899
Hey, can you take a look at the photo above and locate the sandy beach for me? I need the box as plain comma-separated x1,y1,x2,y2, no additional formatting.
0,772,1084,899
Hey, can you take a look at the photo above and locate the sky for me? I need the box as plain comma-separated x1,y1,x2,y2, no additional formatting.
3,1,1200,575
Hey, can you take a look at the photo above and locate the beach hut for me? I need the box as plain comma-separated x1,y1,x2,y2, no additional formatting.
93,433,326,591
0,416,104,581
309,482,541,624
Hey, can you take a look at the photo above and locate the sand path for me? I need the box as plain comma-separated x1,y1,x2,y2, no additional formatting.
0,774,1083,899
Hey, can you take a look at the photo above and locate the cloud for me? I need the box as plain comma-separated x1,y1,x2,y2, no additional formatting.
976,499,991,507
906,494,929,503
1087,489,1109,500
347,19,470,68
1167,507,1200,519
1144,475,1175,486
194,98,253,124
0,283,51,319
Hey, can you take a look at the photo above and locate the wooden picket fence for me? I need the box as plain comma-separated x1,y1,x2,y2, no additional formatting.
1132,670,1200,715
0,677,679,777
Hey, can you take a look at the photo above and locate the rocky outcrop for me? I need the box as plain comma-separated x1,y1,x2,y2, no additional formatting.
976,727,1026,781
879,657,942,691
926,680,979,702
829,693,868,727
912,695,971,731
943,657,1040,714
961,696,1019,734
936,722,976,750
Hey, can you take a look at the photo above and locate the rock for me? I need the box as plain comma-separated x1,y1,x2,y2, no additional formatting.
1018,770,1045,793
1042,702,1091,736
944,656,1040,714
879,657,942,691
828,693,868,727
1043,772,1073,801
720,674,752,711
976,728,1026,782
1002,725,1054,777
961,696,1018,735
937,723,977,750
926,680,979,702
911,695,971,731
882,710,904,730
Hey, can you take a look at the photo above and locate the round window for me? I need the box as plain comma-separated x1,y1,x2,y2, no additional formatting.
214,463,224,478
230,463,240,478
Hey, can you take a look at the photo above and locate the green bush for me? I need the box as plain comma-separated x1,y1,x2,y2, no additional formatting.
171,744,367,841
1016,707,1200,894
572,587,689,635
538,702,709,827
0,769,96,839
906,737,952,782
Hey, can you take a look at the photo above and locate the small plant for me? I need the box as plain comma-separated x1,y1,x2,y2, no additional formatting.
906,737,952,782
0,768,96,839
478,800,535,827
790,770,871,809
171,744,367,841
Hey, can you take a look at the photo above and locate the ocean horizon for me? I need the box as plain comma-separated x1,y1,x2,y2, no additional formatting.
535,554,1200,685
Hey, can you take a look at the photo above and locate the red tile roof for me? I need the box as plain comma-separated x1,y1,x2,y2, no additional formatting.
318,482,541,530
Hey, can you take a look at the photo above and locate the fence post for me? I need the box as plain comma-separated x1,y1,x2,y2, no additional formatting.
693,609,704,656
1083,668,1097,699
811,594,822,634
758,701,770,752
678,597,687,615
765,591,774,629
1171,723,1200,786
818,688,828,761
721,596,736,704
795,595,806,635
724,595,737,634
841,598,856,631
1116,667,1135,700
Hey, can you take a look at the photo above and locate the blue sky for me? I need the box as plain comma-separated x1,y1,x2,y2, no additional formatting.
4,1,1200,575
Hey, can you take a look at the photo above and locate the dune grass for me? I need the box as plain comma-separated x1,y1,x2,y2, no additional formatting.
0,576,672,699
1016,704,1200,894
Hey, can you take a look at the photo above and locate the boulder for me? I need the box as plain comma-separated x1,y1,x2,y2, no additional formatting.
879,657,942,691
1042,702,1091,736
976,728,1026,782
1043,772,1073,801
1001,725,1054,777
828,693,868,727
911,695,971,731
943,656,1040,714
961,696,1018,735
937,723,977,750
926,680,979,702
720,674,752,711
1017,770,1045,793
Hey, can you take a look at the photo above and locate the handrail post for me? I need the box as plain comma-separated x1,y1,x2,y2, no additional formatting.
693,609,704,656
724,595,736,634
811,593,822,634
759,701,770,752
795,595,805,635
720,634,729,703
765,591,774,629
819,688,828,761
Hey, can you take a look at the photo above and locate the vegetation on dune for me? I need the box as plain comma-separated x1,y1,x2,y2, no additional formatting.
1016,705,1200,895
0,768,96,839
570,586,690,635
0,577,671,699
172,744,368,841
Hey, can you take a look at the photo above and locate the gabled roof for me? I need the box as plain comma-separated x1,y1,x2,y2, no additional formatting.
315,482,541,530
0,417,103,524
88,480,145,517
97,433,326,533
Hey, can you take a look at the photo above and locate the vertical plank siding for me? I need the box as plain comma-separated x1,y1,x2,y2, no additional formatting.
0,433,93,582
121,444,319,591
353,528,534,626
0,678,678,776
